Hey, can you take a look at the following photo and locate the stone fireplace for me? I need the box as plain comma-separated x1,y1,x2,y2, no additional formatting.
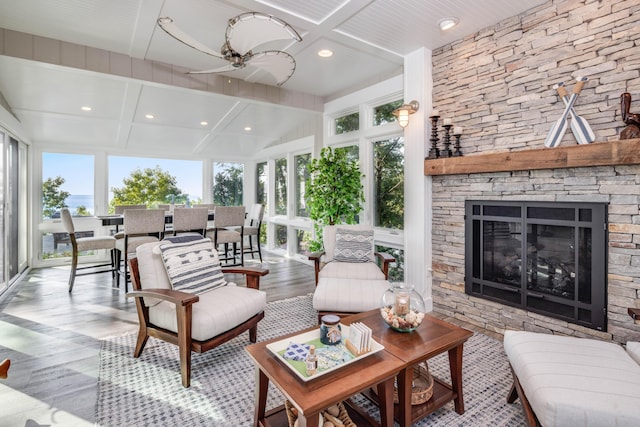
464,200,607,331
427,0,640,344
427,141,640,343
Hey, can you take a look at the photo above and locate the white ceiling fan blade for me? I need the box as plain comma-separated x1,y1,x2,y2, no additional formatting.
246,51,296,86
186,64,241,74
226,12,302,56
157,17,224,59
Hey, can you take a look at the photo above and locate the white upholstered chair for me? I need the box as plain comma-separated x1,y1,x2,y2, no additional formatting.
127,239,268,387
60,208,117,292
310,224,395,321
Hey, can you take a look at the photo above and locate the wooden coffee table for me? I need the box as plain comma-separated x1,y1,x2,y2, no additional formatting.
342,310,473,427
246,324,406,427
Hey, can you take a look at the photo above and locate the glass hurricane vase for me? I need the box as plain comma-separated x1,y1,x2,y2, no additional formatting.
380,283,426,332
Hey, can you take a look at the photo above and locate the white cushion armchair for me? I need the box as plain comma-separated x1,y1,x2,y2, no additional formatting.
309,225,395,321
127,238,268,387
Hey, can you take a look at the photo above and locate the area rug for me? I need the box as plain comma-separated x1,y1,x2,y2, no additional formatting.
96,295,525,426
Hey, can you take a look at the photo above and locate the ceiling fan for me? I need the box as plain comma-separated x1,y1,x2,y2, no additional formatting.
157,12,302,86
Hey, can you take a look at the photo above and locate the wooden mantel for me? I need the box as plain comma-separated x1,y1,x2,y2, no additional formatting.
424,138,640,176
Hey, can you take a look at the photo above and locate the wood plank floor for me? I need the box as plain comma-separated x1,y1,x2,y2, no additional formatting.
0,252,316,426
0,251,499,426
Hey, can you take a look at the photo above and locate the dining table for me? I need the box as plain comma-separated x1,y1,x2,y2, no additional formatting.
97,211,215,231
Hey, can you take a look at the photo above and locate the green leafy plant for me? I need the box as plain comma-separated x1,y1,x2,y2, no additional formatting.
305,146,364,252
42,176,69,219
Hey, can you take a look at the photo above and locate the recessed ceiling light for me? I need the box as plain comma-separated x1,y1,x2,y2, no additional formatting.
200,121,208,126
244,126,252,131
318,49,333,58
145,114,154,119
439,17,459,31
81,106,92,111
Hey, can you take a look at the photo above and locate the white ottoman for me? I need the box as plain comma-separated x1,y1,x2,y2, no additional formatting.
504,330,640,427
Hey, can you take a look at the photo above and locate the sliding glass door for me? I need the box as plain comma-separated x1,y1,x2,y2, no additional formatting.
0,132,28,297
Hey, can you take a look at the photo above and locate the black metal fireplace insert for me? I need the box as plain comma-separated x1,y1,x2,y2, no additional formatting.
465,200,607,331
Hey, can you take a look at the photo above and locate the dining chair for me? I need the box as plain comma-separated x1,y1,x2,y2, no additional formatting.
243,204,265,262
113,205,147,238
115,204,147,215
115,208,166,291
60,208,117,292
171,207,208,237
212,206,245,266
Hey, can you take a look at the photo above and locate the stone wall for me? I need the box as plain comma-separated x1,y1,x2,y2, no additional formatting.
430,0,640,343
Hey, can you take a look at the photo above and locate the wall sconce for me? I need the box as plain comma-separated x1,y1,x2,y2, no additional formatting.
392,100,420,128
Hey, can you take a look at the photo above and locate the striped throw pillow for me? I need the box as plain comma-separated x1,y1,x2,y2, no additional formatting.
333,228,374,263
159,238,227,294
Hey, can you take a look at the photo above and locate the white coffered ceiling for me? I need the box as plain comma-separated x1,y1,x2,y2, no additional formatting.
0,0,546,159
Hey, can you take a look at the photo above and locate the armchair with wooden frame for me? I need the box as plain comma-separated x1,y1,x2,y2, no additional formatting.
309,225,395,321
127,240,268,388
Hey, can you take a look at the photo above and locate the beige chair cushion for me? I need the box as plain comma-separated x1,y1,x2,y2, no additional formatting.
319,261,386,281
504,330,640,427
313,278,389,313
149,284,266,341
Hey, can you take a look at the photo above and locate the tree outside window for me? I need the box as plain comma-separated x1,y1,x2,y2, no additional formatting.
374,100,403,126
275,157,287,215
373,137,404,229
213,162,243,206
42,152,94,218
109,156,202,210
335,112,359,134
295,153,311,217
110,166,187,210
256,161,268,215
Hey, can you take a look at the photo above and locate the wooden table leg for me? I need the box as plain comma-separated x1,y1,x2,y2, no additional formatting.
396,367,413,427
376,376,395,427
448,343,465,414
298,412,320,427
253,367,269,427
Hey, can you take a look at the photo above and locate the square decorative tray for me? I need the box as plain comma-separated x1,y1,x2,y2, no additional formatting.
266,324,384,382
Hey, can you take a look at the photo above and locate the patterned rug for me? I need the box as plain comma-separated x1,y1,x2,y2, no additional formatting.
96,295,525,426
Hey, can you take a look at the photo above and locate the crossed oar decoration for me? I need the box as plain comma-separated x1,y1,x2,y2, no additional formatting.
544,76,596,147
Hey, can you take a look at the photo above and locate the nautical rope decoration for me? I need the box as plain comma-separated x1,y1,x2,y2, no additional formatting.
333,228,374,263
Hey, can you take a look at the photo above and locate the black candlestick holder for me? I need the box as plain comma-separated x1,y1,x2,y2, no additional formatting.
453,133,463,157
427,115,440,159
441,124,453,158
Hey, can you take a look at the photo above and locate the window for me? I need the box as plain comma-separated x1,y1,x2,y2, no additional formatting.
373,100,403,126
42,152,95,259
109,156,202,210
294,153,311,217
275,157,287,215
295,228,312,257
43,152,95,218
373,137,404,229
376,245,404,282
275,224,287,249
256,161,268,215
213,162,243,206
336,145,359,162
335,112,359,134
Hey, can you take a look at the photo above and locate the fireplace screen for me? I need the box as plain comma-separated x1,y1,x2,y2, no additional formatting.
465,201,607,331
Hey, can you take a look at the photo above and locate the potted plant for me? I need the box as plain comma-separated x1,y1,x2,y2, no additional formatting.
305,146,365,252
